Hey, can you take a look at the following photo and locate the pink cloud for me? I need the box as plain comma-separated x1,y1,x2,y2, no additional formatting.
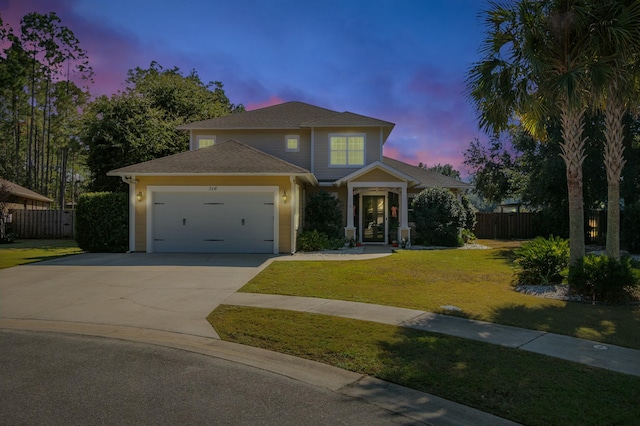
245,95,287,111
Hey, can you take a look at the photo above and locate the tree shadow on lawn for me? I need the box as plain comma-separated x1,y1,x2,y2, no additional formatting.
486,248,517,265
488,301,640,350
378,323,640,426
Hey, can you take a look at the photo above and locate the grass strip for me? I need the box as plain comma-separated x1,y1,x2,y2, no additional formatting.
208,305,640,426
240,248,640,349
0,239,82,269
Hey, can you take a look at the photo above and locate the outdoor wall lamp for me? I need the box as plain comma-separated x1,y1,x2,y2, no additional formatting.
136,191,143,202
282,190,288,204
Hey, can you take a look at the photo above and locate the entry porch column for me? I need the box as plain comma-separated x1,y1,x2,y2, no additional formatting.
399,183,411,244
344,181,357,241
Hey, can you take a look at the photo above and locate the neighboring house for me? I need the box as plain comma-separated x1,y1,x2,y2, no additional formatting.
108,101,469,254
0,179,53,211
0,179,53,239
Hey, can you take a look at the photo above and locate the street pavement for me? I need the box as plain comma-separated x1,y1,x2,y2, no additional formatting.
0,330,423,425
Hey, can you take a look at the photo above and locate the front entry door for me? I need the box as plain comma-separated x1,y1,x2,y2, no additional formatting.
362,195,386,243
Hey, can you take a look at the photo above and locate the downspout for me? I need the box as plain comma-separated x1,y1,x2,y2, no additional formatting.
120,175,137,253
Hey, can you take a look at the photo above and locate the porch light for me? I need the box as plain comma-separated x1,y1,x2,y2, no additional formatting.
282,190,288,204
136,191,143,202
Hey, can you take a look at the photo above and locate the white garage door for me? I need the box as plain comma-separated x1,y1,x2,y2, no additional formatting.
152,191,275,253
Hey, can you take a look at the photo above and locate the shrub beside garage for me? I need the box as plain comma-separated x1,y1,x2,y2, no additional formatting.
76,192,128,252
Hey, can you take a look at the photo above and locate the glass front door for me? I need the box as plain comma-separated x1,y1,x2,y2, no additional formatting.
362,195,385,243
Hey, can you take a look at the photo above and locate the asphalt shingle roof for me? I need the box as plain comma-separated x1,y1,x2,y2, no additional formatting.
108,140,312,176
177,101,394,130
382,157,471,189
0,179,53,203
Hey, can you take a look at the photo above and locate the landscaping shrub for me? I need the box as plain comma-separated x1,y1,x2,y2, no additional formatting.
76,192,128,252
461,228,476,244
568,255,639,303
460,192,477,232
297,230,344,252
411,187,464,247
304,191,344,240
513,236,569,285
622,200,640,254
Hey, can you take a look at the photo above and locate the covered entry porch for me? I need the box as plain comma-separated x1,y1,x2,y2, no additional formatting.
335,161,416,245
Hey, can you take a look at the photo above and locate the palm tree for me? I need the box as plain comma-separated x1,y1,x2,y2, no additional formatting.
588,0,640,259
468,0,593,265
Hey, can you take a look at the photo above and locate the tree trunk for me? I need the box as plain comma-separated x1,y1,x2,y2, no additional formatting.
559,105,586,266
603,90,626,260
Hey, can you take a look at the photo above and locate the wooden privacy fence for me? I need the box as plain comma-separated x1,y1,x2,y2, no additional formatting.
475,212,539,239
9,209,75,239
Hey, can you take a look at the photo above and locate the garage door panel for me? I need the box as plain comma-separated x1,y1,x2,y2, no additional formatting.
152,191,275,253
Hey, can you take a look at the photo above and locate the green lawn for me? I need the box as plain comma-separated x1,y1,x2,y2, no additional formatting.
208,241,640,424
0,239,83,269
239,242,640,349
209,306,640,426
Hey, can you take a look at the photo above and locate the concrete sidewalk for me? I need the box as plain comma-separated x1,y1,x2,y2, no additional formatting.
224,292,640,377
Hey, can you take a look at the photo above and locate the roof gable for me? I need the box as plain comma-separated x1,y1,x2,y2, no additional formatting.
334,161,418,186
107,139,314,178
382,157,471,189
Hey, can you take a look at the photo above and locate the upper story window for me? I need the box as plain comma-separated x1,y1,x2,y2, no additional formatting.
285,135,300,152
329,134,365,167
196,135,216,149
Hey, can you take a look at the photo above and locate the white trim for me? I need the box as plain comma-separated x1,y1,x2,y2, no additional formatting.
328,133,366,168
129,181,136,252
333,161,417,186
145,185,279,254
344,181,408,244
359,191,389,244
289,176,296,254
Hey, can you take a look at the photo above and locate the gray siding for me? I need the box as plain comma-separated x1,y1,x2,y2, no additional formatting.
191,126,385,181
312,127,383,181
191,129,312,171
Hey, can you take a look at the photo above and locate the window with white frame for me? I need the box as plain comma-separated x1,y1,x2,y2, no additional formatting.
329,134,365,166
196,135,216,149
285,135,299,152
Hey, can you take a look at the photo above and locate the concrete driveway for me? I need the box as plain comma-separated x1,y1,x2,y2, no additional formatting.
0,253,276,338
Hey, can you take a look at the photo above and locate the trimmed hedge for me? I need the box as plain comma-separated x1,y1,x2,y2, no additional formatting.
76,192,128,252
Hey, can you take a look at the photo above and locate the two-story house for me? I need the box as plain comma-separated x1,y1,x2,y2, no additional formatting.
108,101,469,254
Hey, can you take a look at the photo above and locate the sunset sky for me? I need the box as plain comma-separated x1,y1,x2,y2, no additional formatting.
1,0,492,175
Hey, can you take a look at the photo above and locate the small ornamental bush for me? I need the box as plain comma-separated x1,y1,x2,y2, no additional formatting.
513,236,569,285
304,191,344,240
568,255,639,303
76,192,128,253
412,187,464,247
